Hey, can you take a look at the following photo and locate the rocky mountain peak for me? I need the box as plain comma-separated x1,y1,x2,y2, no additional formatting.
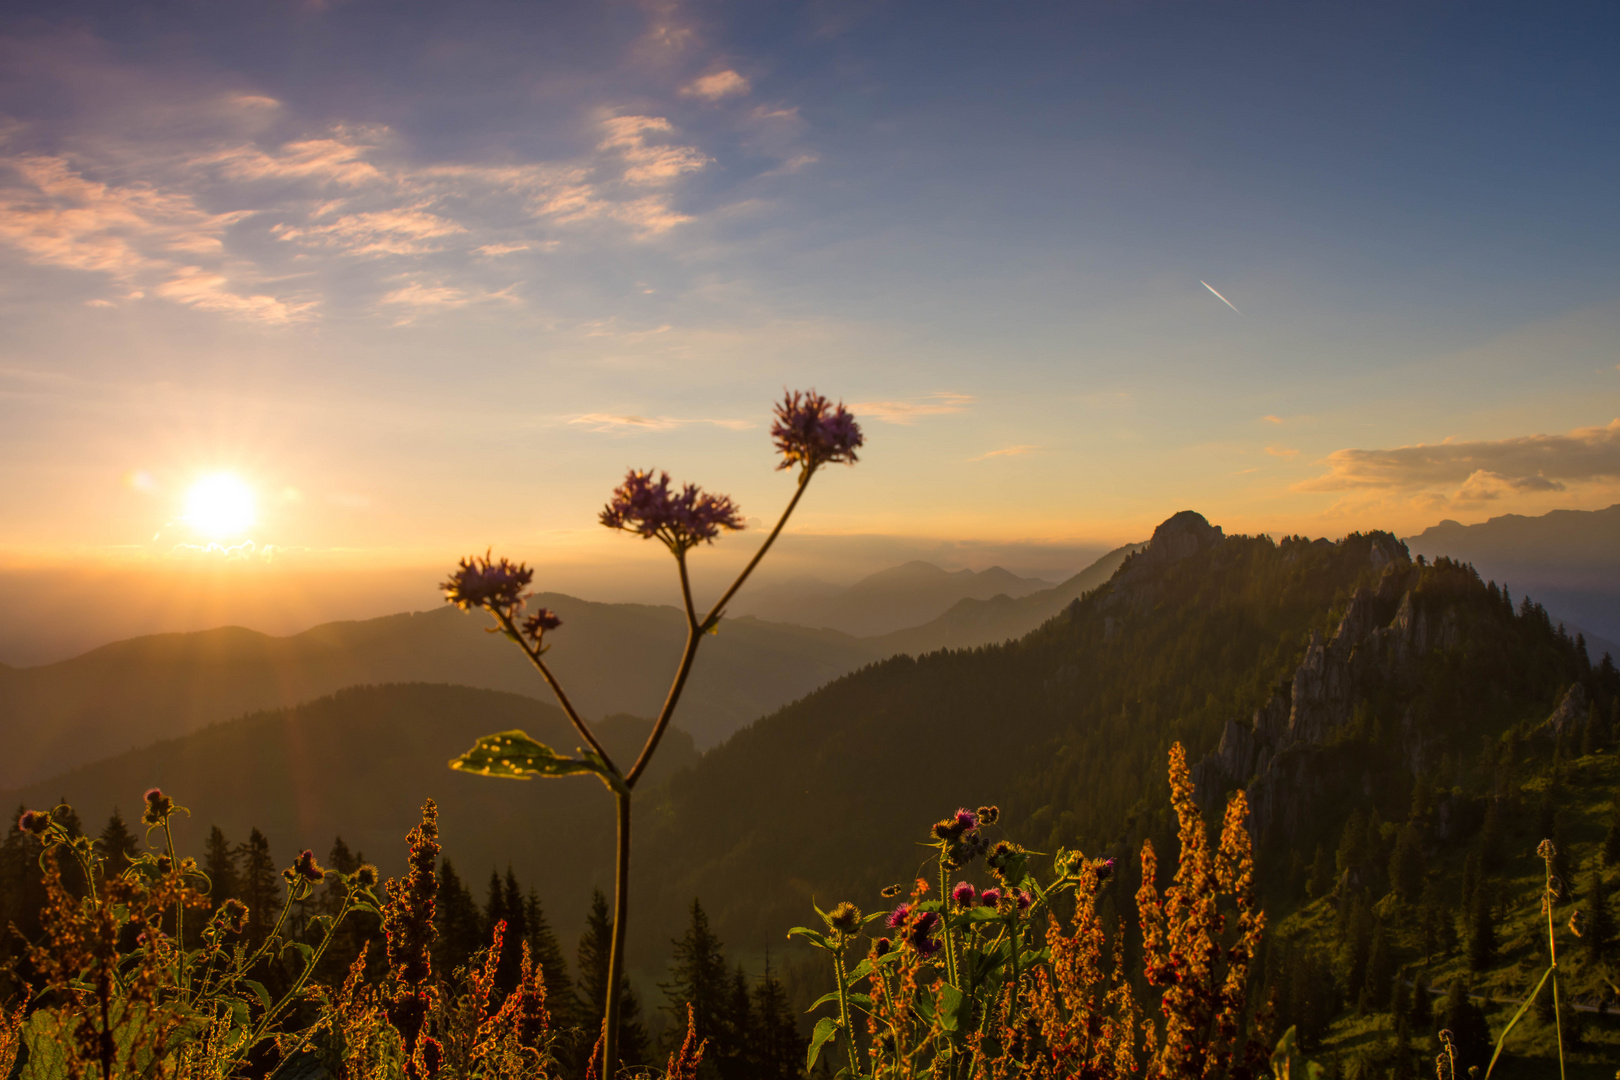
1142,511,1224,566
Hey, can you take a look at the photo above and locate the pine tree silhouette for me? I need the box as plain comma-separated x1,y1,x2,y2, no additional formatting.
522,887,573,1031
203,826,239,911
433,858,483,980
497,868,528,994
238,827,278,949
751,948,803,1080
1584,857,1612,963
661,897,731,1058
98,809,138,879
575,888,650,1075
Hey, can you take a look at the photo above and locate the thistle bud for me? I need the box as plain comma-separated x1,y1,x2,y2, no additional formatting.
354,864,380,889
17,810,50,837
827,901,862,934
142,788,175,826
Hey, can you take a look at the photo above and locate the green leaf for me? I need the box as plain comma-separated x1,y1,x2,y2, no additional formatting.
787,926,831,950
937,983,965,1033
807,1016,839,1071
449,730,624,793
1485,966,1553,1079
243,979,272,1011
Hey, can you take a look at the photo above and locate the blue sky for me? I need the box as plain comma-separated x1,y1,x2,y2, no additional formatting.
1,0,1618,630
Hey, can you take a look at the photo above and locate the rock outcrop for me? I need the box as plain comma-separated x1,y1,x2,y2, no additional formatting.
1190,538,1458,843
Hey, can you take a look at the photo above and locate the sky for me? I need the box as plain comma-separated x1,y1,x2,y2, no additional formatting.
2,0,1619,659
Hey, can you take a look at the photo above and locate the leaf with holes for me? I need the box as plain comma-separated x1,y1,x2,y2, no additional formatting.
449,730,623,792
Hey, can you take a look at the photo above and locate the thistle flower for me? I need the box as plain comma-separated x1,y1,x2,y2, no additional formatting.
1096,857,1116,881
871,937,893,958
951,881,978,908
828,901,863,934
443,551,533,613
886,902,913,929
17,810,50,837
600,469,744,554
354,864,380,889
142,787,174,826
771,390,863,473
1015,889,1033,912
907,910,942,957
521,607,562,642
220,898,249,934
979,887,1002,907
290,849,325,883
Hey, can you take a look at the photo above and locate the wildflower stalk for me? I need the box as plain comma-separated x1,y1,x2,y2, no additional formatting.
1542,842,1566,1080
939,860,960,988
833,945,863,1079
448,390,862,1080
241,885,359,1056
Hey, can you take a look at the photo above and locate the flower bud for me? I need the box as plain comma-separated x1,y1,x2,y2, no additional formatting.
828,901,862,934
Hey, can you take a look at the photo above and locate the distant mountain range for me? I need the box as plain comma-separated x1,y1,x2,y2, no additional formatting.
1406,502,1620,652
728,561,1054,636
0,551,1135,789
0,684,691,928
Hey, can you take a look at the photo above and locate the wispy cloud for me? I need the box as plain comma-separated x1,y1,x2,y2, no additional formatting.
683,70,750,100
1262,414,1284,425
598,115,710,186
851,392,974,425
568,413,753,433
1296,419,1620,502
969,445,1037,461
1265,445,1299,459
378,280,520,325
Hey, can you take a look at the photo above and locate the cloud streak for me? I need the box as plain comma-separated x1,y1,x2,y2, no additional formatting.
568,413,753,433
969,445,1037,461
851,392,975,425
1297,419,1620,502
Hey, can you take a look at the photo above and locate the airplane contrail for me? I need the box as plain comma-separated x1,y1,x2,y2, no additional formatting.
1201,280,1242,315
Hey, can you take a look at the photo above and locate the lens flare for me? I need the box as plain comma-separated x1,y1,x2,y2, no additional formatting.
183,474,256,538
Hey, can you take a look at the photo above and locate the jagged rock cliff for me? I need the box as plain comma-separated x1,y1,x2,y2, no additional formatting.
1190,532,1431,842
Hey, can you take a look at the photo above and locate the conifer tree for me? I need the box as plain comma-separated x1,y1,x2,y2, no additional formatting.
522,888,573,1030
238,827,278,948
1604,795,1620,867
1478,799,1504,873
661,898,731,1057
98,809,138,879
575,889,650,1074
1306,844,1335,899
1409,971,1432,1031
1584,858,1612,964
203,826,239,910
719,964,755,1079
1340,895,1373,1006
1439,978,1490,1075
433,859,483,980
1360,922,1392,1014
1336,809,1368,882
1388,823,1424,903
484,868,506,943
752,948,803,1080
496,868,529,994
1466,885,1495,971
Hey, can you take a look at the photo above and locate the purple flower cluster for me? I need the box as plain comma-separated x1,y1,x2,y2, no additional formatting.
907,909,942,958
599,469,744,554
442,551,534,614
521,607,562,642
934,806,990,869
771,390,863,473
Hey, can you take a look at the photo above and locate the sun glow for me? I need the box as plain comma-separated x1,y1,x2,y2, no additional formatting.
183,474,257,538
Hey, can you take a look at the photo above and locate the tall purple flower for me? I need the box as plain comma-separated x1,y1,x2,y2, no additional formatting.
442,550,534,614
771,390,863,473
600,469,744,554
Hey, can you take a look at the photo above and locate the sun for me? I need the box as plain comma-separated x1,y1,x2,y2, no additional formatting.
183,474,257,539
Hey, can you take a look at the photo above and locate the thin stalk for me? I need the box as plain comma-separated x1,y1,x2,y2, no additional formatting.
834,947,863,1079
601,788,632,1080
496,610,617,773
162,820,185,993
938,858,959,988
1544,874,1566,1080
245,892,355,1050
626,470,814,789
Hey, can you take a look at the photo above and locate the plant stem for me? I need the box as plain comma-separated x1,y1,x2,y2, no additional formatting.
162,820,186,993
1544,868,1566,1080
497,610,617,773
939,858,959,988
834,947,862,1079
601,787,632,1080
625,471,814,789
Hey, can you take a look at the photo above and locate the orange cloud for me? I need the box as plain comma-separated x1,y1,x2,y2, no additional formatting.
683,70,750,100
